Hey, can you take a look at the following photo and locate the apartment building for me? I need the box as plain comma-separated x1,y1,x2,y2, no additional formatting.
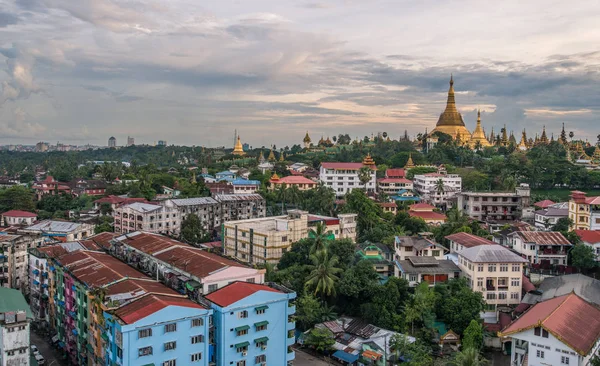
394,236,447,261
568,190,600,230
533,202,569,230
509,231,571,266
1,210,37,226
114,202,180,235
413,169,462,207
457,184,532,222
457,245,528,312
445,232,497,254
20,220,94,242
110,231,265,296
407,203,447,225
215,194,267,222
163,197,220,232
395,257,461,287
377,177,413,196
499,293,600,366
222,210,357,264
232,179,261,194
0,288,33,366
205,282,297,366
0,234,43,290
319,161,377,197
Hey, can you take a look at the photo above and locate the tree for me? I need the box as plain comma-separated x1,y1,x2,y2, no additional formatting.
99,202,113,216
296,294,323,330
306,251,342,298
570,244,597,273
309,222,329,254
358,166,373,190
180,214,211,244
462,320,484,351
304,327,335,353
0,186,35,213
434,278,485,335
451,346,488,366
435,178,445,196
94,216,114,234
405,282,436,334
552,217,573,232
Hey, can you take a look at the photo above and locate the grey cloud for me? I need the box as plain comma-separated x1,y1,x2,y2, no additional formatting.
0,12,19,27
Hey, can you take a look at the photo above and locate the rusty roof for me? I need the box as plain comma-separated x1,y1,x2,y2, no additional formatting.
105,278,179,297
116,231,188,254
499,293,600,356
57,251,146,288
112,293,204,325
445,232,496,248
205,281,281,307
512,231,571,245
86,232,118,249
154,246,244,278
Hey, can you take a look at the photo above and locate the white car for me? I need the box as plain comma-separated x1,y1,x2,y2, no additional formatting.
30,345,39,354
34,353,45,365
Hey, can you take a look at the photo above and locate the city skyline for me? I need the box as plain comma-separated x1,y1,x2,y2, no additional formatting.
1,0,600,147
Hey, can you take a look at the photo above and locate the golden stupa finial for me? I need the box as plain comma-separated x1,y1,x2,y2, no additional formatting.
279,152,285,162
404,153,415,169
232,135,245,156
268,149,276,161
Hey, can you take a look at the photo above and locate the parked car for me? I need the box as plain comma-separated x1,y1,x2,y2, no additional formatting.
34,353,45,365
30,345,39,355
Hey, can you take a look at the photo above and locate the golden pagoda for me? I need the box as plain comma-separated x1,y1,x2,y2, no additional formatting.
279,152,285,162
232,136,245,156
501,125,509,147
559,123,568,145
191,172,197,184
303,131,311,148
509,131,517,146
518,129,528,150
431,75,472,143
271,172,280,181
468,110,491,149
404,153,415,169
592,145,600,162
539,126,549,144
268,149,276,161
362,153,376,166
488,127,495,144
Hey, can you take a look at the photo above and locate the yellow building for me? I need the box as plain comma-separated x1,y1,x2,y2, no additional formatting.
569,190,600,230
431,75,472,143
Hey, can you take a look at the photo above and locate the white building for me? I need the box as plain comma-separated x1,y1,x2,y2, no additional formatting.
0,287,33,366
457,184,533,222
509,231,571,266
499,293,600,366
0,234,44,290
0,211,37,226
114,202,180,235
377,178,413,196
413,169,461,207
574,230,600,261
163,197,220,232
319,161,377,197
393,236,447,261
534,202,569,230
231,179,261,194
20,220,94,242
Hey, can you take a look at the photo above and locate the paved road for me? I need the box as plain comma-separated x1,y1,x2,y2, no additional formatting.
294,349,337,366
30,331,67,366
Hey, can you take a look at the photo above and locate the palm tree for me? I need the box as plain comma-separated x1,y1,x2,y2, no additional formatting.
309,222,329,253
306,250,342,298
319,303,338,321
451,347,488,366
358,166,373,191
435,179,445,195
287,185,301,208
276,184,288,213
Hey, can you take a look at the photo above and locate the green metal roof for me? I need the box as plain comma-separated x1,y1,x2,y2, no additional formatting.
234,341,250,348
254,336,269,343
235,325,250,331
255,305,268,311
0,287,33,319
254,320,269,327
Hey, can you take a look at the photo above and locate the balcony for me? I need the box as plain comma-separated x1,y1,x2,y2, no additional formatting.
288,304,296,315
515,341,528,354
538,248,567,256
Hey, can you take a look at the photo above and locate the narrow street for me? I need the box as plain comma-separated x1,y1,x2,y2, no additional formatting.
30,331,67,366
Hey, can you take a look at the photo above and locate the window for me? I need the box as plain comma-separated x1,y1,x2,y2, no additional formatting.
477,264,484,272
191,334,204,344
511,278,520,287
208,284,218,292
165,323,177,333
138,346,153,357
255,321,268,331
246,278,255,283
238,310,248,319
409,274,418,282
477,278,483,288
488,264,496,272
237,328,249,336
164,341,176,351
499,264,508,272
432,250,440,257
256,306,267,315
511,292,519,300
512,264,520,272
191,352,202,362
542,329,549,338
561,356,570,365
255,354,266,363
486,293,496,300
237,361,246,366
404,246,413,252
236,345,248,353
163,360,176,366
191,318,204,327
138,328,152,338
498,292,507,300
534,327,541,336
536,350,544,359
281,236,288,242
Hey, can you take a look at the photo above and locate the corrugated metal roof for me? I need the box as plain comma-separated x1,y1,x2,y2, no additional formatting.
122,202,162,212
445,232,496,248
170,197,218,206
213,193,264,202
205,282,281,307
575,230,600,244
57,251,146,287
25,220,82,233
513,231,571,245
0,287,33,318
535,274,600,306
113,293,204,324
458,245,527,263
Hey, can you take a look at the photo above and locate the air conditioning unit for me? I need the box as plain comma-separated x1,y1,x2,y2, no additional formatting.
242,351,247,356
261,345,267,350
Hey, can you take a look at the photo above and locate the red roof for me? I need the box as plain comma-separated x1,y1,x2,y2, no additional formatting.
514,231,571,245
385,168,406,178
321,162,376,170
378,202,398,208
500,293,600,355
270,176,317,184
408,210,447,221
153,246,244,278
78,239,102,251
409,203,435,211
35,245,69,259
522,274,535,293
113,294,204,324
378,178,412,184
574,230,600,244
445,232,496,248
1,210,37,218
105,278,179,297
85,232,118,249
585,196,600,205
513,303,531,315
58,251,146,287
534,199,555,208
205,282,281,307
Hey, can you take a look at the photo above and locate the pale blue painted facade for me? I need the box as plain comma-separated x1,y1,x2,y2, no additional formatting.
104,305,213,366
210,289,297,366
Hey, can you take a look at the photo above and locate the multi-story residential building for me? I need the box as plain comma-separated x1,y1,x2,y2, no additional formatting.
445,232,497,254
413,169,462,207
32,175,72,200
269,174,318,191
67,179,107,197
110,231,265,296
319,160,377,197
378,202,398,215
20,220,94,242
232,179,261,194
205,281,297,366
394,236,447,261
92,195,148,212
114,202,180,235
568,190,600,230
0,234,43,290
1,210,37,226
377,177,413,196
356,242,394,277
457,245,528,312
457,184,532,222
499,293,600,366
509,231,571,266
407,203,447,225
104,293,213,366
214,194,267,222
575,230,600,261
395,257,461,287
163,197,220,232
534,202,569,230
222,210,357,264
0,288,33,366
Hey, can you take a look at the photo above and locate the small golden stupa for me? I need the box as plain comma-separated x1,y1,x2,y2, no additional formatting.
232,136,245,156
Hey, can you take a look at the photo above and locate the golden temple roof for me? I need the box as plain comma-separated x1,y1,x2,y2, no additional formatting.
518,129,528,149
362,153,376,166
404,153,415,169
232,136,245,156
268,149,276,161
468,110,491,148
279,152,285,162
431,75,471,141
271,172,280,180
303,131,311,143
540,126,549,144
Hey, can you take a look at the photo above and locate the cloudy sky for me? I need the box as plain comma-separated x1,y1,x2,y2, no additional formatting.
1,0,599,147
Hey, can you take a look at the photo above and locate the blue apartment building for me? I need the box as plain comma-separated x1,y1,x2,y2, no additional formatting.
104,294,213,366
205,282,297,366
